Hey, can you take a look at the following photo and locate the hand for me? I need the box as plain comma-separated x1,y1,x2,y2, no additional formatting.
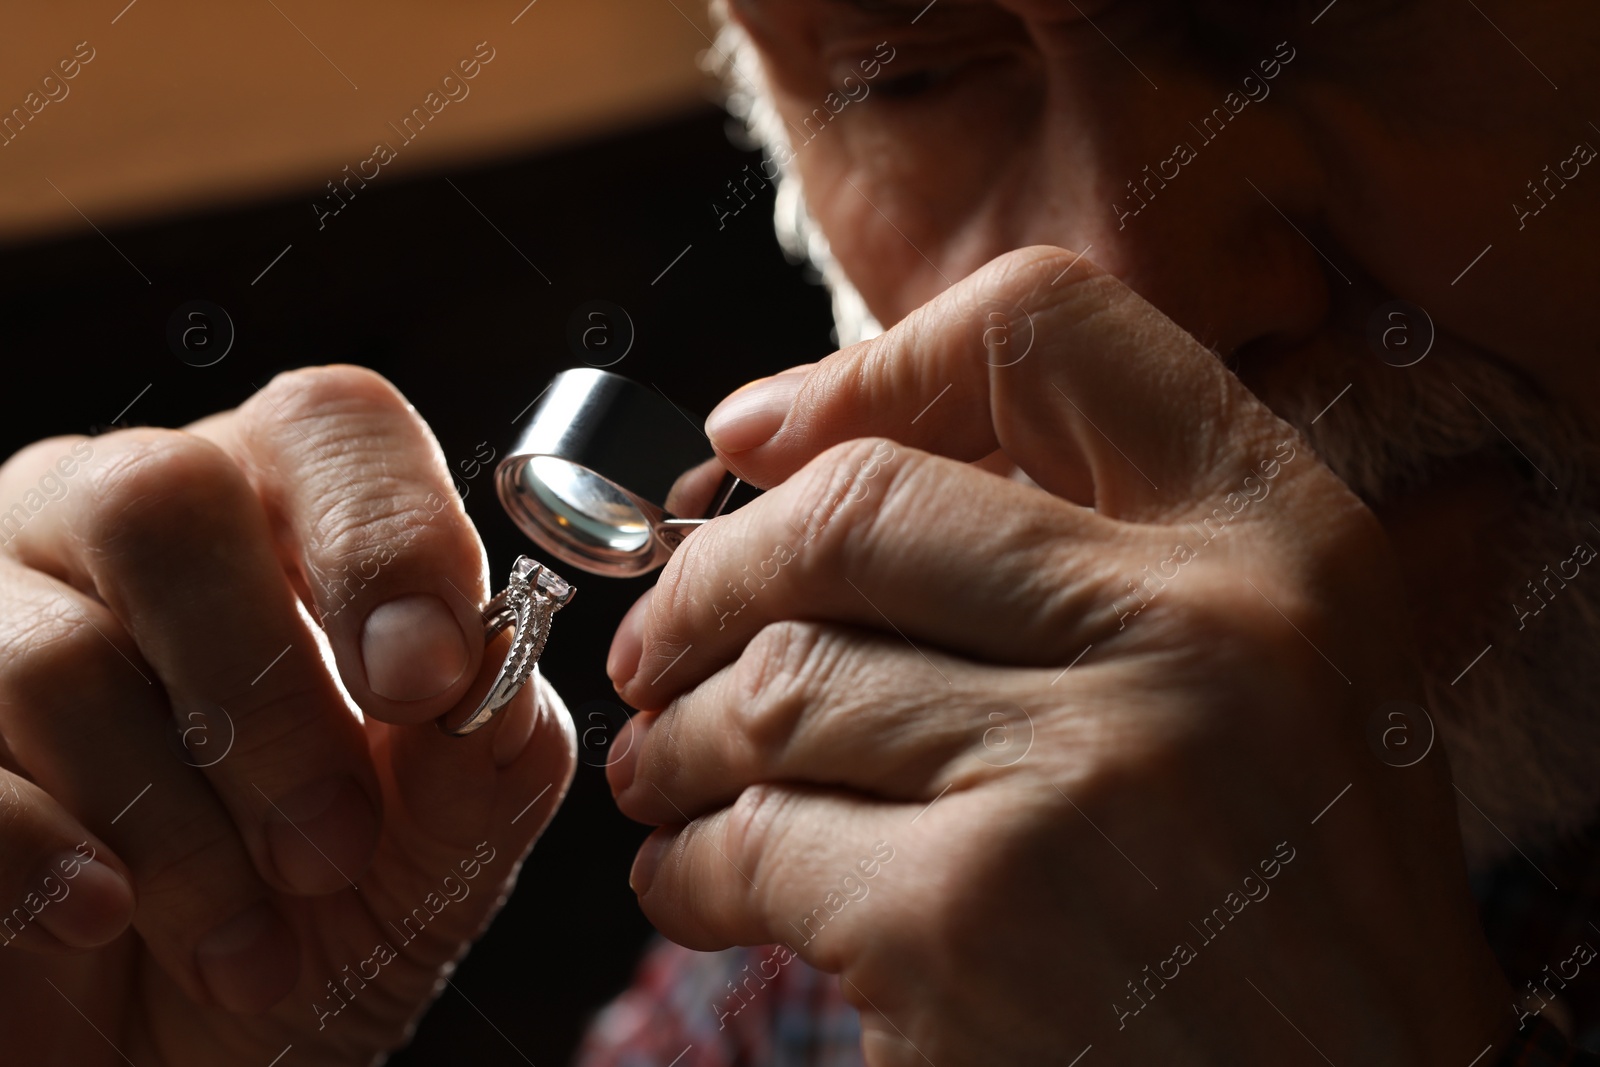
0,366,574,1066
605,249,1514,1066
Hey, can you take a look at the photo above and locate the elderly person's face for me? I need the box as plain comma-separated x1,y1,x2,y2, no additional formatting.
720,0,1600,856
730,0,1597,405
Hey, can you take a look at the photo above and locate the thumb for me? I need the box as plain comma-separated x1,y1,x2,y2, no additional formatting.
705,246,1299,523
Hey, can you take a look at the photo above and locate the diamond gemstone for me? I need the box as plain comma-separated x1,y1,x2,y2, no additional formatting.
506,555,573,606
535,567,574,605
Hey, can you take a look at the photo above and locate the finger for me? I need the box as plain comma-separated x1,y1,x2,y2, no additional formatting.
0,430,382,898
341,665,574,962
272,669,575,1031
610,621,1045,823
379,647,576,854
705,246,1307,522
192,365,490,725
629,784,904,971
613,440,1122,707
0,563,299,1012
605,588,653,690
0,768,135,952
663,456,736,519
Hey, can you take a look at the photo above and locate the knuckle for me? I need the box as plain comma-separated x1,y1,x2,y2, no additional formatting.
654,524,708,638
1223,583,1330,678
788,437,908,572
983,244,1110,304
253,364,410,428
0,592,139,738
247,367,460,566
80,430,252,556
1124,562,1322,687
720,782,794,884
1040,540,1146,649
732,621,831,760
5,607,107,696
1198,566,1311,646
304,484,440,575
994,249,1127,348
0,435,92,488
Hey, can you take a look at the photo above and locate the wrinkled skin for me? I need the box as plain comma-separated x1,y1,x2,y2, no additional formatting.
3,1,1596,1064
607,250,1514,1065
603,1,1600,1064
0,367,574,1066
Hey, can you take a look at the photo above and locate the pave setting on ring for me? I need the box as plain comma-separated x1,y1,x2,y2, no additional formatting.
439,555,574,736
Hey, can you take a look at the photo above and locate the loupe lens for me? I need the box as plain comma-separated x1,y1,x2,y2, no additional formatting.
497,369,707,576
520,456,651,553
497,369,752,578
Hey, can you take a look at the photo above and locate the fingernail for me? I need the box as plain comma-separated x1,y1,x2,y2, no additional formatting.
31,853,135,949
607,713,650,797
264,777,378,895
629,831,673,895
607,590,653,691
196,902,300,1013
361,593,470,702
705,372,804,454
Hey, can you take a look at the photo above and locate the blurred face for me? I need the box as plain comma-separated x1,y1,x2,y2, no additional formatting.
732,0,1599,406
725,0,1600,856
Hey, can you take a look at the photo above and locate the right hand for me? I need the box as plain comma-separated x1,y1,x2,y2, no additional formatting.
0,365,576,1066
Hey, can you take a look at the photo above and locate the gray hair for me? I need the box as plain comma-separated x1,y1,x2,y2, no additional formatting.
706,0,882,348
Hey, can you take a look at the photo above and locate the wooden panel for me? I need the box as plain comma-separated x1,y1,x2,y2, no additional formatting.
0,0,717,238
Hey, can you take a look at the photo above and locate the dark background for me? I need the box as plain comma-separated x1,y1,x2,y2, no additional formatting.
0,106,835,1065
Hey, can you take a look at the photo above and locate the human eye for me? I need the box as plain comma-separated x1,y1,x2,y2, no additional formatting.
822,18,1031,107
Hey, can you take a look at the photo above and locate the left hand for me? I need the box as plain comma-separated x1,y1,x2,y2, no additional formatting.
605,248,1513,1067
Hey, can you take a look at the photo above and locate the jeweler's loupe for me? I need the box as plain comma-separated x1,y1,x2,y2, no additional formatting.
496,369,747,578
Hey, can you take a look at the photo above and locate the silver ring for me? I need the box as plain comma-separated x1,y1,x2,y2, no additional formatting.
439,556,575,736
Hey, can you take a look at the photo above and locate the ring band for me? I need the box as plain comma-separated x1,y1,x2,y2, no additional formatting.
439,556,575,736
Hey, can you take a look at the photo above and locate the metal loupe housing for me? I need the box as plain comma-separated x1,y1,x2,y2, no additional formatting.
496,369,739,578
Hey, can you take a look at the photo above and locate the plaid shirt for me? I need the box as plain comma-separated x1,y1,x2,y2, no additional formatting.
578,824,1600,1066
